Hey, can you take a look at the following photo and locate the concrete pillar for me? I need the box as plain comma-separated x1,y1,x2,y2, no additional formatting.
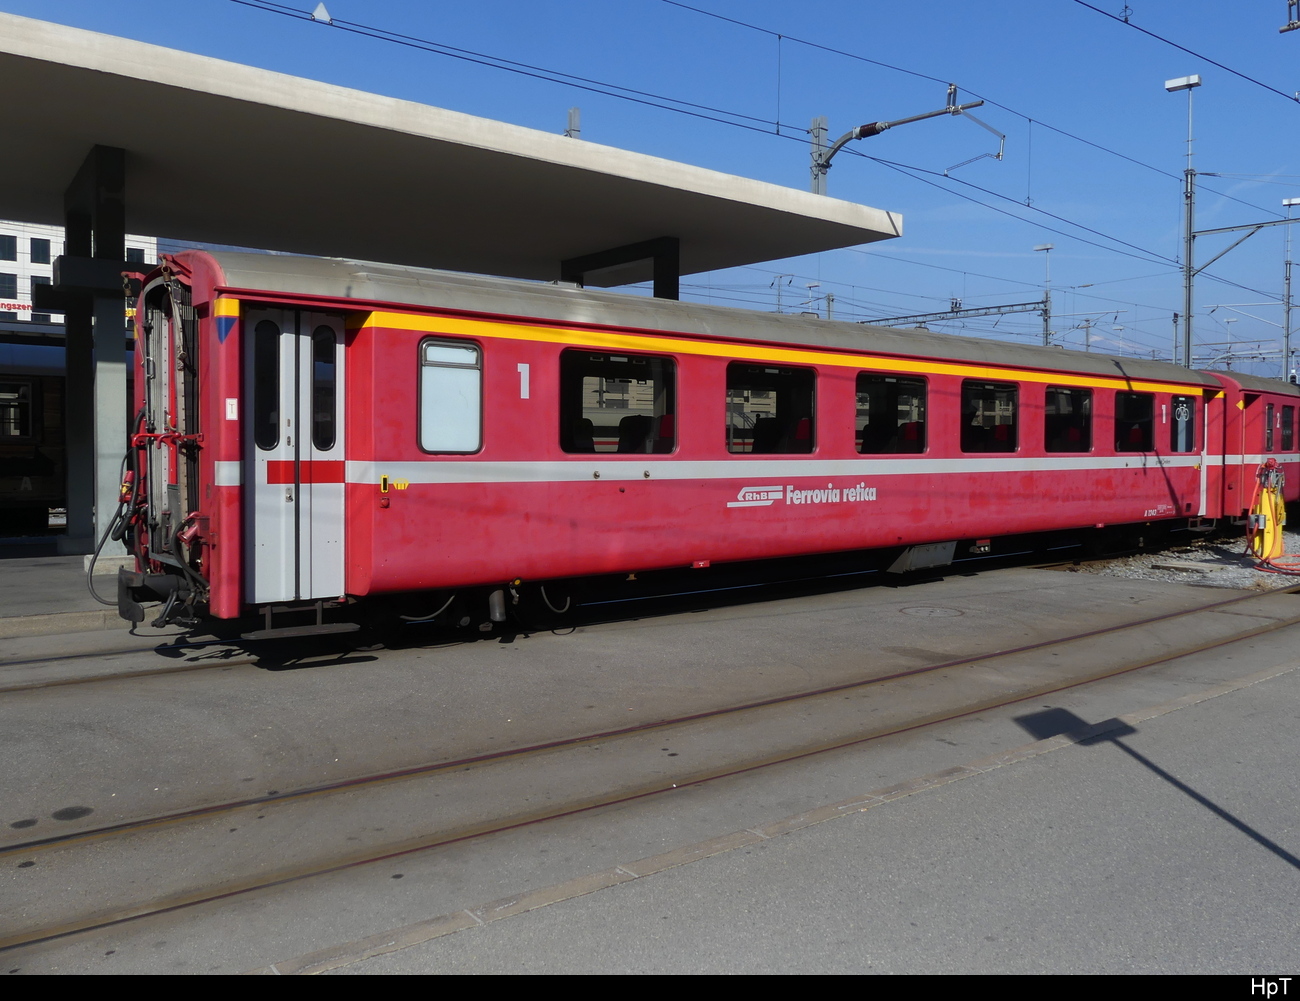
560,236,680,300
60,299,94,554
92,292,127,557
54,145,128,556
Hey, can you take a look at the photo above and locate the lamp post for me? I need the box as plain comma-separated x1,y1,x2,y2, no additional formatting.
1034,243,1053,345
1166,74,1201,367
804,282,822,319
1286,198,1299,380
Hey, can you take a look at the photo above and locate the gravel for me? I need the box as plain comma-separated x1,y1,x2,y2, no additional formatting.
1063,526,1300,590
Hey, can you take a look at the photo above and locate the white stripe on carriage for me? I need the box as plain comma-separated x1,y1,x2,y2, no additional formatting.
342,454,1214,486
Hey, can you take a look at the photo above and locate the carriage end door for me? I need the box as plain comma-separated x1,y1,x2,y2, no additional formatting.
246,308,345,604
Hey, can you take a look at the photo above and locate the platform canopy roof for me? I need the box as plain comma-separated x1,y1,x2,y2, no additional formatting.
0,13,902,286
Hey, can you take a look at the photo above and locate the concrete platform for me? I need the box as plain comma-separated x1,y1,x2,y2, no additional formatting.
0,554,123,637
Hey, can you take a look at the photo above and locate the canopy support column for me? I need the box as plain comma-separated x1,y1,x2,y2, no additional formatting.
560,236,680,300
45,145,129,555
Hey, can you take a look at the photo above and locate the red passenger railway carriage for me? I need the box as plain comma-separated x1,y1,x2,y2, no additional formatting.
116,251,1300,630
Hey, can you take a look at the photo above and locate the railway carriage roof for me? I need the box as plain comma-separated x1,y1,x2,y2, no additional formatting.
1220,371,1300,395
206,251,1276,392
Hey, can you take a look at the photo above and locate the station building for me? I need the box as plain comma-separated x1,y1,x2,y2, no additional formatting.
0,220,156,538
0,218,156,325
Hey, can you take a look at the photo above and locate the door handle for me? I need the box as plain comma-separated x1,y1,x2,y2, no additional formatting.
285,487,294,502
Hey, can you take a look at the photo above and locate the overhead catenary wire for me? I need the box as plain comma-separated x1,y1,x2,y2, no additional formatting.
659,0,1294,300
847,250,1235,354
229,1,1288,361
674,272,1154,354
1072,0,1300,108
235,0,1284,245
659,0,1287,222
861,153,1179,267
867,251,1257,331
731,246,1261,358
856,151,1285,302
858,154,1175,270
228,0,795,135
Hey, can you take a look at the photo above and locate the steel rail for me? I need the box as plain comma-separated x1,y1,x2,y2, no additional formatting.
0,562,971,693
3,582,1299,952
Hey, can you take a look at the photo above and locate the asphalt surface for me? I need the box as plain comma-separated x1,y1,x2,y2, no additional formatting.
337,662,1299,976
0,562,1296,974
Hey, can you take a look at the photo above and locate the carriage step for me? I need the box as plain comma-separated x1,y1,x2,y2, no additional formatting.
242,600,359,640
241,622,360,640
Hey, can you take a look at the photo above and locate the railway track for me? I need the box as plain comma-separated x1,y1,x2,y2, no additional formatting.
0,638,258,694
0,634,381,695
0,559,987,693
5,581,1300,952
0,533,1181,695
0,514,1259,690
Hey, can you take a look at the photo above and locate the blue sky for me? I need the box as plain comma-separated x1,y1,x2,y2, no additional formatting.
9,1,1300,372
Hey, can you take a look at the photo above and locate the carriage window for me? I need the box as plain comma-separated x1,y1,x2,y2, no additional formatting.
961,381,1018,453
1284,406,1295,451
1045,387,1091,453
1170,395,1197,453
560,350,675,454
856,374,925,453
726,364,815,454
419,339,482,453
1115,392,1154,451
252,319,280,451
311,326,336,451
0,381,33,440
1266,403,1276,452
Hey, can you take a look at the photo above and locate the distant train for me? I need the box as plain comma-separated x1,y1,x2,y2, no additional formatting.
114,251,1300,633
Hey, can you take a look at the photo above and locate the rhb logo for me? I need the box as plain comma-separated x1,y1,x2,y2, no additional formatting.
727,485,784,508
727,481,878,510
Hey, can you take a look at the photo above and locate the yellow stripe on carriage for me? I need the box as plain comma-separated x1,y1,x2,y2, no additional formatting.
365,310,1206,396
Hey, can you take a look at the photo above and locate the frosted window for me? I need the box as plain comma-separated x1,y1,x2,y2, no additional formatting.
1170,395,1197,453
420,339,481,453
